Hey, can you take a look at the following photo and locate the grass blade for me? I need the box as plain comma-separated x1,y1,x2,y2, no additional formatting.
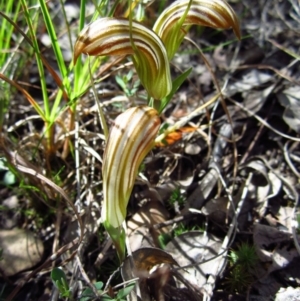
20,0,50,119
38,0,70,95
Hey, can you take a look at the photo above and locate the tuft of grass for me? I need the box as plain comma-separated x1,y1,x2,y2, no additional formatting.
0,0,23,130
0,0,109,160
229,242,258,269
173,222,203,237
168,187,186,207
224,242,258,293
224,264,253,294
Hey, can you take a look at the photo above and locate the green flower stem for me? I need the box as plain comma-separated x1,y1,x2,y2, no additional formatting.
104,221,126,262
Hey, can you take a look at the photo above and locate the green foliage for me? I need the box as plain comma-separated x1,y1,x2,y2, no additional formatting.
1,0,106,154
168,187,186,207
173,223,188,237
229,242,258,269
52,166,66,187
80,281,135,301
173,222,202,237
115,70,141,98
51,270,134,301
51,268,71,298
80,282,105,301
158,233,173,249
158,221,204,248
104,220,126,262
157,67,192,113
0,0,21,67
224,264,253,293
19,182,47,201
0,0,23,129
114,282,135,301
225,242,258,293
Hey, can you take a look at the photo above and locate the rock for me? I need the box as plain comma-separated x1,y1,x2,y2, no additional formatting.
275,287,300,301
1,195,20,229
3,195,19,209
0,229,44,276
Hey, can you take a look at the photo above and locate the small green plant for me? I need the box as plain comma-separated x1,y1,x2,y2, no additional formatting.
225,264,253,293
168,187,186,207
51,268,71,298
111,282,135,301
51,269,134,301
229,242,258,269
173,222,202,237
174,223,189,237
79,281,135,301
80,282,104,301
224,242,258,293
158,233,173,249
158,222,203,248
115,70,141,98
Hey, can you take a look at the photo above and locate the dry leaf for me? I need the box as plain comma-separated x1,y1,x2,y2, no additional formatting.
253,224,300,274
127,201,171,251
165,231,222,288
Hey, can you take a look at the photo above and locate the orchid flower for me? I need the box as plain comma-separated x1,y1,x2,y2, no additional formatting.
74,17,171,100
101,106,160,260
73,0,241,262
153,0,241,60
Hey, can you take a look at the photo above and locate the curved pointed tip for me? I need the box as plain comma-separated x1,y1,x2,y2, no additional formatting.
230,13,241,40
234,24,241,40
73,39,86,65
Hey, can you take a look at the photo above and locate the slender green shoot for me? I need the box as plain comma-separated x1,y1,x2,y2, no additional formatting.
21,0,50,120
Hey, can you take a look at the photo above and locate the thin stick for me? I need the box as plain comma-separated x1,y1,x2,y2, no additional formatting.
89,57,109,140
202,169,253,300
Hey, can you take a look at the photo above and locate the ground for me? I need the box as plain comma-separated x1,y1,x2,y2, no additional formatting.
0,0,300,300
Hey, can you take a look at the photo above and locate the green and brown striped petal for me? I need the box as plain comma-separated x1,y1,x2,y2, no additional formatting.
153,0,241,59
74,17,172,100
102,106,160,229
